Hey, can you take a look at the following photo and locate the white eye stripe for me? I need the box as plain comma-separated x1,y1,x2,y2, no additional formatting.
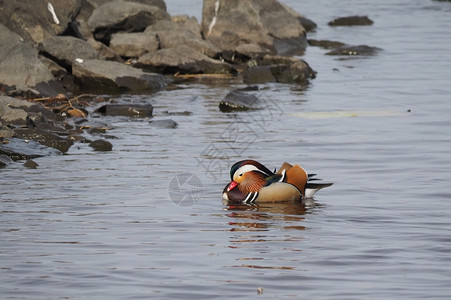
234,165,270,178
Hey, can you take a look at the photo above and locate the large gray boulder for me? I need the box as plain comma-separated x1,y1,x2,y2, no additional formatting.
202,0,309,55
0,24,63,96
110,31,159,58
146,19,220,58
136,45,233,74
0,0,82,44
39,36,100,69
72,59,167,93
87,1,170,44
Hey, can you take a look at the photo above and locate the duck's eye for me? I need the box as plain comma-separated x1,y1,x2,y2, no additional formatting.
239,173,243,177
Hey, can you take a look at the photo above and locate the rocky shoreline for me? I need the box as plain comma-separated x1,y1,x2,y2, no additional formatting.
0,0,378,167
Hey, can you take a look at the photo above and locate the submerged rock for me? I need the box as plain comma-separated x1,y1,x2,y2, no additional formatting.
96,103,154,117
0,138,61,161
0,154,13,168
308,39,346,49
219,88,261,112
326,45,381,56
243,55,316,85
148,119,178,128
328,16,374,26
23,159,39,169
89,139,113,151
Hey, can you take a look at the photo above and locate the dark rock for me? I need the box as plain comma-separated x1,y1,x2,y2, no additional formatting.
89,139,113,151
219,89,261,112
0,138,61,161
110,31,159,58
23,159,39,169
14,128,73,153
0,24,63,97
244,55,316,84
39,36,100,70
137,45,233,74
0,154,13,168
326,45,381,56
148,119,178,128
161,111,193,116
243,66,276,84
86,0,167,11
87,1,170,44
308,39,346,49
0,0,82,44
96,104,154,117
72,59,167,93
328,16,374,26
202,0,308,55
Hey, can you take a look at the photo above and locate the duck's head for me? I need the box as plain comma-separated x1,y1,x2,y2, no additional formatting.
224,160,274,194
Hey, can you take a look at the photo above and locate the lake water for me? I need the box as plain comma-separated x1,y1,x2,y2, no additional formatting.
2,0,451,299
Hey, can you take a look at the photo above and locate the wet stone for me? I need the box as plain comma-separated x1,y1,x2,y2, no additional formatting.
148,119,178,129
96,104,154,118
0,154,13,168
0,138,61,161
308,39,346,49
89,139,113,151
219,89,261,112
326,45,381,56
328,15,374,26
23,159,39,169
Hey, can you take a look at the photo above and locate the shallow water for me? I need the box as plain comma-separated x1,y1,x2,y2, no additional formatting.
2,0,451,299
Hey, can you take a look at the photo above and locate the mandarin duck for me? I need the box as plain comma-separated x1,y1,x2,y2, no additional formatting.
222,160,333,204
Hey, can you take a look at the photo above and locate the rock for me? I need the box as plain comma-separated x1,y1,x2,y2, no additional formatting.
0,0,82,44
326,45,381,56
72,59,167,93
96,103,154,117
0,24,63,97
23,159,39,169
171,15,202,38
219,88,261,112
39,36,100,69
13,128,73,153
328,16,374,26
0,96,33,125
0,154,13,168
146,19,219,58
0,123,14,138
137,45,233,74
89,139,113,151
110,31,159,58
0,138,61,161
86,0,167,11
243,55,316,84
87,1,170,44
149,119,178,128
202,0,308,55
308,39,346,49
243,66,276,84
